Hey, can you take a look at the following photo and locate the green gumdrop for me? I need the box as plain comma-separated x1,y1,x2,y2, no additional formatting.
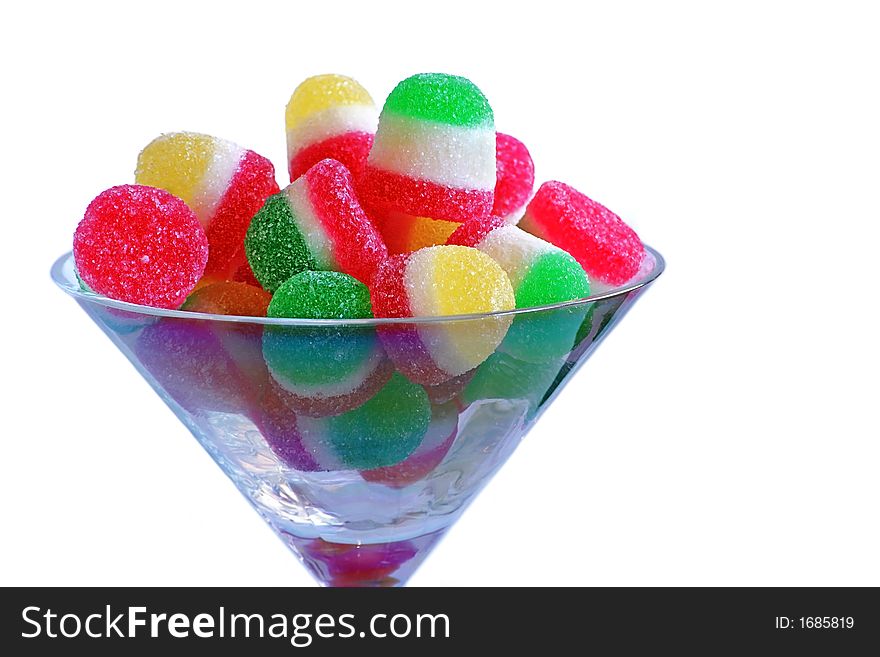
502,252,591,363
463,352,565,422
382,73,493,128
263,271,375,389
245,193,317,293
514,251,591,309
326,373,431,470
263,328,377,389
268,271,372,320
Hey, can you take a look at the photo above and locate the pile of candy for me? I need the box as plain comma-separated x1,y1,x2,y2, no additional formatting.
72,73,649,471
73,71,645,315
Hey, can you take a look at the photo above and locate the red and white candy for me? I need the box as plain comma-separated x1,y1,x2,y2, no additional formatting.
520,181,645,292
135,132,279,280
285,74,378,183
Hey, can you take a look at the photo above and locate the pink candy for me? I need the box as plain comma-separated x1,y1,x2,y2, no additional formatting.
73,185,208,309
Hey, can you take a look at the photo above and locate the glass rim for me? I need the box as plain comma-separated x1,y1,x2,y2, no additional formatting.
51,245,665,326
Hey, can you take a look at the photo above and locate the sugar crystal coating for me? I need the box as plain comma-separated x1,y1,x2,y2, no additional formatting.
73,185,208,309
268,271,372,320
450,221,591,306
135,132,279,279
290,133,374,183
450,220,592,361
181,281,271,317
371,245,515,384
361,73,495,226
361,400,458,486
381,73,493,127
305,159,388,285
245,192,317,292
493,133,535,222
245,159,387,293
264,271,389,417
325,373,431,470
520,182,644,288
286,74,377,182
286,74,374,125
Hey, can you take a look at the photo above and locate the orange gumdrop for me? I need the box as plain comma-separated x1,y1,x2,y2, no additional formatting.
182,281,272,317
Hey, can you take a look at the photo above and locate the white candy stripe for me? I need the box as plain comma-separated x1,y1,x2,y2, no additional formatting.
404,249,501,376
286,104,378,163
368,114,496,190
475,226,557,289
189,140,245,227
284,182,336,270
403,248,438,317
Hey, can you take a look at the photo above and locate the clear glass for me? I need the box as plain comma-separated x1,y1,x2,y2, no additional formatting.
51,247,665,586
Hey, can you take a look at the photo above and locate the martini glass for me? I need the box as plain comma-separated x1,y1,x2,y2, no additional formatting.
51,247,664,586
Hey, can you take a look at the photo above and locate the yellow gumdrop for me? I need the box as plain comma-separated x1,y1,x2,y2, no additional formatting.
429,245,515,315
407,245,515,376
135,132,216,206
285,74,374,130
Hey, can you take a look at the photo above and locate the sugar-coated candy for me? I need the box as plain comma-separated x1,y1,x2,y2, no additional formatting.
73,185,208,309
493,133,535,223
361,73,496,232
449,216,591,307
266,373,431,471
263,271,392,417
320,373,431,470
182,281,271,317
371,245,515,385
286,74,377,182
449,216,591,360
519,182,645,291
245,159,387,293
361,400,458,487
135,132,279,279
268,270,373,319
135,318,259,417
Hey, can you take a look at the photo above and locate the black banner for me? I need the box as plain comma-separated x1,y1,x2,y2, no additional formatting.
2,587,876,653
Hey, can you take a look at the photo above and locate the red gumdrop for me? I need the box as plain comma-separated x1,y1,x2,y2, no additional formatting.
73,184,208,309
305,159,388,286
524,182,645,286
493,133,535,219
446,214,506,248
289,132,374,183
205,150,280,279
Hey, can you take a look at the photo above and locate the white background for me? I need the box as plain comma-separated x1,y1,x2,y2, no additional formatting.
2,0,878,586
